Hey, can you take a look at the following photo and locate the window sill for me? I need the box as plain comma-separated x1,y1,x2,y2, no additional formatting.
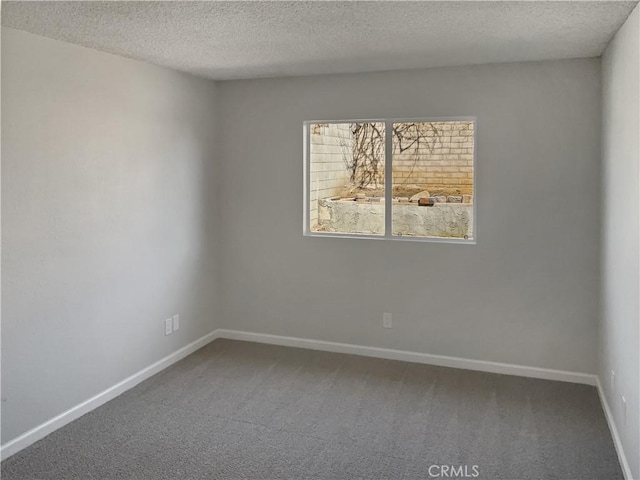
303,231,476,244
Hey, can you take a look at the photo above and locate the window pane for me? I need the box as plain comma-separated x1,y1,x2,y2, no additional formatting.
309,122,385,235
391,121,474,239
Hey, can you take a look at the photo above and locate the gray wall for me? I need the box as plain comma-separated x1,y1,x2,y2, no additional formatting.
1,28,220,443
600,4,640,478
1,26,612,453
217,58,602,374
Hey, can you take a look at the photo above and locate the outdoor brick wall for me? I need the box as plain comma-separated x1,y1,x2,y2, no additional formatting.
392,121,474,194
309,123,352,226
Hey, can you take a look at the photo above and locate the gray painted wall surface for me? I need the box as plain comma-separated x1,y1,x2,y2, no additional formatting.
600,5,640,478
1,28,220,443
2,27,617,456
217,59,602,374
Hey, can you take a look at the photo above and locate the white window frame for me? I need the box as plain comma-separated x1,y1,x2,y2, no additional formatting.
303,116,477,244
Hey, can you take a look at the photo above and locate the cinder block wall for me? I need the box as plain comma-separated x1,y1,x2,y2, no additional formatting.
309,123,352,226
310,122,474,216
392,121,474,194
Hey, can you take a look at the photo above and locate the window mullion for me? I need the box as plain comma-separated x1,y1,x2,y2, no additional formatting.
304,123,310,235
384,120,393,238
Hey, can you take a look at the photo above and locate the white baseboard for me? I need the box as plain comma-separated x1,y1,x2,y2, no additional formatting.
0,329,219,461
597,378,633,480
1,327,601,464
215,329,598,386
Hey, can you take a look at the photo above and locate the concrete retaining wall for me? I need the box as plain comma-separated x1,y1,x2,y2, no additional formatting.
317,198,473,238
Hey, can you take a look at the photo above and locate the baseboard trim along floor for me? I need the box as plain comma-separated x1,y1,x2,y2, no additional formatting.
216,329,598,385
0,329,219,461
596,377,633,480
4,327,628,478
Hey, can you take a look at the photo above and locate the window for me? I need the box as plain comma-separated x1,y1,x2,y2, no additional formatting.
304,118,476,242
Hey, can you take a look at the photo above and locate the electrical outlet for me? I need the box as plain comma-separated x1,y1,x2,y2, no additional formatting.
172,314,180,331
165,318,173,336
611,370,616,391
621,396,627,423
383,312,393,328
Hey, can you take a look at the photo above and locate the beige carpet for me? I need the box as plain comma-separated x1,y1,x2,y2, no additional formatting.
1,339,623,479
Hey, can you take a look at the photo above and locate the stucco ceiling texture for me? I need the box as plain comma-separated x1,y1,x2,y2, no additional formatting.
2,1,638,80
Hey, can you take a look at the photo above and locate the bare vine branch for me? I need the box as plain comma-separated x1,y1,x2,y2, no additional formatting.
342,122,442,189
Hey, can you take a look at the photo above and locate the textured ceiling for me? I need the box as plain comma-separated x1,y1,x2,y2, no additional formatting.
2,1,638,80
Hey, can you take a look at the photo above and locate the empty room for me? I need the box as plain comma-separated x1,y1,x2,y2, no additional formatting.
1,1,639,479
